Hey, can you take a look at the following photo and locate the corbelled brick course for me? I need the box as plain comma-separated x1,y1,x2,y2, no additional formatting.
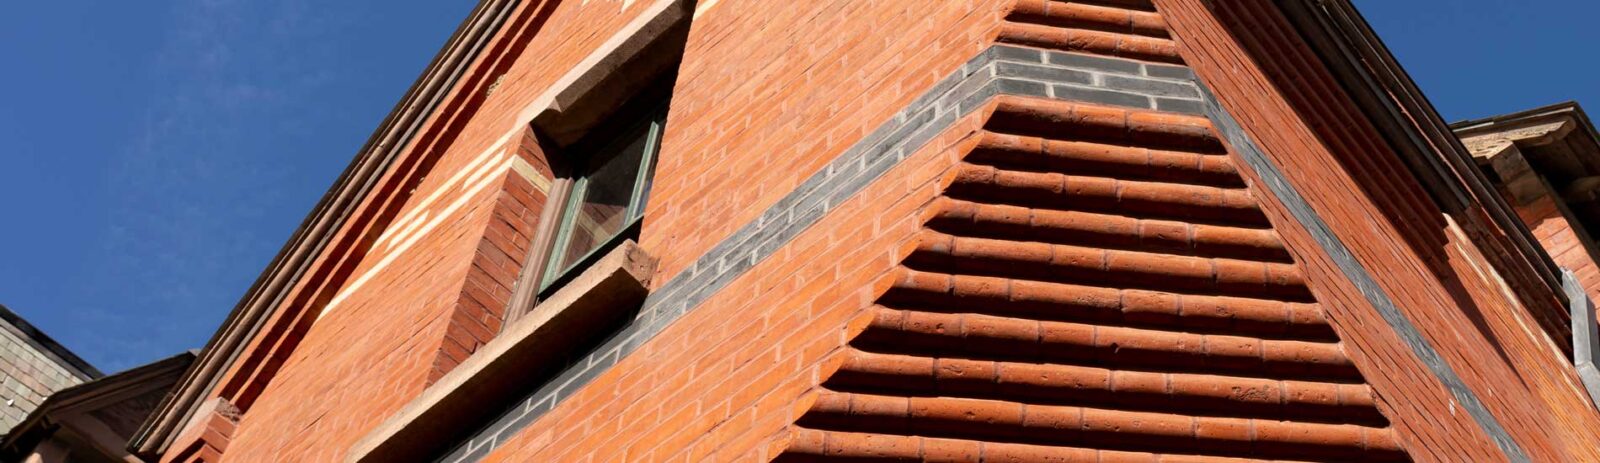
764,2,1429,461
781,88,1409,463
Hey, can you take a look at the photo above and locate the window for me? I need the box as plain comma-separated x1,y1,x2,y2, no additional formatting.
499,0,692,324
537,99,667,296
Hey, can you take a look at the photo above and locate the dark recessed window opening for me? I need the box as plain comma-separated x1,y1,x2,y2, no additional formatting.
539,102,666,295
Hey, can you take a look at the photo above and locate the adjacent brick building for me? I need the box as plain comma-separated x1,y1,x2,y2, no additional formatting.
128,1,1600,462
0,305,100,437
1454,103,1600,315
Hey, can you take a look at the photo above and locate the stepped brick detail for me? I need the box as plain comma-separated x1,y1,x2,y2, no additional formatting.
777,1,1412,461
777,96,1411,462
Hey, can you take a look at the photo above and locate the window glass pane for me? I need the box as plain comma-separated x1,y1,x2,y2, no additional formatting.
550,124,651,275
630,119,663,221
633,168,655,222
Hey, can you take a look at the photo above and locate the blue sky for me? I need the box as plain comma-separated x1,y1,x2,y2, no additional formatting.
0,1,471,372
1,2,1596,373
1352,1,1600,119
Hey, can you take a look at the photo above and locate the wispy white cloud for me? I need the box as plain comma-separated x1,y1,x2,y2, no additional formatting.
84,0,329,371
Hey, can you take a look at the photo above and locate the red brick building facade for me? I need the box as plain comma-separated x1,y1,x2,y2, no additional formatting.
127,1,1600,461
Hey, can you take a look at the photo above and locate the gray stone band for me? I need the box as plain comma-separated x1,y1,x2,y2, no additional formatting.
1196,86,1530,462
441,44,1275,462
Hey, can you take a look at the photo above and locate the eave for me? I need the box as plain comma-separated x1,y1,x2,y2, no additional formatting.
1451,101,1600,191
1272,0,1570,344
1,351,194,461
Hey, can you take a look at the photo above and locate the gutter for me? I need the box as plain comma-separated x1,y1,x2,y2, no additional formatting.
126,0,523,457
1564,270,1600,409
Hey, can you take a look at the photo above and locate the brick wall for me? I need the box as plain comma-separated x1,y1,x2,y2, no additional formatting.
163,399,240,463
1157,0,1600,460
189,0,1600,461
1518,195,1600,308
471,0,1018,460
480,97,987,463
216,1,659,459
641,0,1008,282
209,0,1018,460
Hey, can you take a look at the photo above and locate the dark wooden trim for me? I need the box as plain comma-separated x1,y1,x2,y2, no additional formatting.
4,352,194,461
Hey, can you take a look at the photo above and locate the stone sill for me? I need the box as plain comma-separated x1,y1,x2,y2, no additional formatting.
347,241,656,463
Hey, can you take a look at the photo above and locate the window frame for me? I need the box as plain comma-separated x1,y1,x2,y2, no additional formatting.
538,105,665,296
516,84,672,312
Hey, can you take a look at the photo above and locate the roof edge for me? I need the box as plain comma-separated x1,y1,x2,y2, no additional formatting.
0,304,101,380
1,351,194,460
1279,0,1568,321
1450,102,1600,159
1450,100,1585,130
126,0,523,457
